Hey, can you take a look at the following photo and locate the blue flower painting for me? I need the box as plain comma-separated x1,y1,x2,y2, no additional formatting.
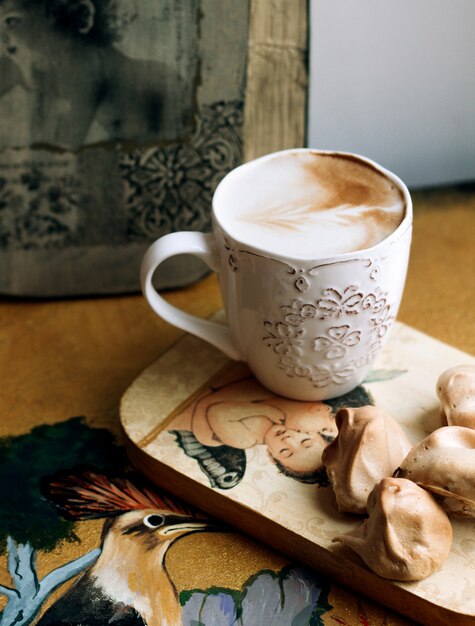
181,567,329,626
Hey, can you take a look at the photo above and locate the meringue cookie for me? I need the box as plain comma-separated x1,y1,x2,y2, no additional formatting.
395,425,475,517
322,406,412,514
437,364,475,429
333,477,452,581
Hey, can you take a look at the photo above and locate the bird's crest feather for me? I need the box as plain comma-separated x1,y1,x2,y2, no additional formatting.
42,467,196,520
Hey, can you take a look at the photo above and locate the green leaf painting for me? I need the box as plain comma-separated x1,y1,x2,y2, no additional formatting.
0,417,126,553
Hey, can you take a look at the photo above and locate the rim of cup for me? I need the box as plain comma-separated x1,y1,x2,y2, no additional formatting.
212,148,412,264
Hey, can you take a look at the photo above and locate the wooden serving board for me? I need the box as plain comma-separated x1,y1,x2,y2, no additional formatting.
120,321,475,626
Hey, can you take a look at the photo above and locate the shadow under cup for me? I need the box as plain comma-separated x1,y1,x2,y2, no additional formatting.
210,149,413,401
141,149,412,401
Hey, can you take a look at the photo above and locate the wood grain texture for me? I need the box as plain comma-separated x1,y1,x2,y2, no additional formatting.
243,0,309,161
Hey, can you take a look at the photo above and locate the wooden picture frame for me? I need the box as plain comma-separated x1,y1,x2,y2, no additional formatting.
0,0,308,297
244,0,308,161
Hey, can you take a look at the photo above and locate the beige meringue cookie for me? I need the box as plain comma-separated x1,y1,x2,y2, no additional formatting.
437,364,475,428
333,477,453,581
321,406,412,514
395,425,475,517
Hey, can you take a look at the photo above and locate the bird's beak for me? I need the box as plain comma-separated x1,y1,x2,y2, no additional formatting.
161,521,212,536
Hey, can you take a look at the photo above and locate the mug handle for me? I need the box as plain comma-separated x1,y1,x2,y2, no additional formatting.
140,231,243,361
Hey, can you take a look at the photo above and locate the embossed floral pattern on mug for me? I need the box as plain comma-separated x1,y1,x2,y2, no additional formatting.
262,271,396,390
310,363,356,387
372,304,394,339
316,285,363,318
262,323,304,356
313,325,362,359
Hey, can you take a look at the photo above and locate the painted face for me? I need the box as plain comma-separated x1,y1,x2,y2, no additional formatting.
264,424,325,474
0,1,57,83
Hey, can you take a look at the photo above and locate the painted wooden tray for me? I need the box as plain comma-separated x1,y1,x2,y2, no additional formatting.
120,321,475,626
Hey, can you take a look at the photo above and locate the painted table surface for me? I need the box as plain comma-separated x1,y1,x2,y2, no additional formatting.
0,185,474,625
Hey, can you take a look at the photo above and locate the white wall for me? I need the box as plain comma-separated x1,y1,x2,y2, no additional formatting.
308,0,475,188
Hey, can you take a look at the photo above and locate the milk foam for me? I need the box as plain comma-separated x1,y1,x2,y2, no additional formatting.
215,152,406,258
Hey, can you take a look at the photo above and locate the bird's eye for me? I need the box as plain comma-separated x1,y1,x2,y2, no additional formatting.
143,514,165,528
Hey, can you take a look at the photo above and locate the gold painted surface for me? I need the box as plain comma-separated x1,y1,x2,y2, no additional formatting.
0,273,222,439
399,186,475,354
325,586,414,626
0,186,474,624
167,532,288,592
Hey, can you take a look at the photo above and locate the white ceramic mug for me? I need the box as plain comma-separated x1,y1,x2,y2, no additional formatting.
141,149,412,400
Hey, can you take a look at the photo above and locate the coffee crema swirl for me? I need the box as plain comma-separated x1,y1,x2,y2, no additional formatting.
217,152,406,258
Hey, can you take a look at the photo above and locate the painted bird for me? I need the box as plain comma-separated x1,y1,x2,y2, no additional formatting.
38,468,216,626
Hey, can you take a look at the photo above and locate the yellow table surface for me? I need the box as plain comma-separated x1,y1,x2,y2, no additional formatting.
0,184,474,624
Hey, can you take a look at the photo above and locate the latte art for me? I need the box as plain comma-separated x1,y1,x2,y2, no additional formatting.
215,152,406,258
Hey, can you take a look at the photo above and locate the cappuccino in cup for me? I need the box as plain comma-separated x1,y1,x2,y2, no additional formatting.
215,151,406,258
142,149,412,401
